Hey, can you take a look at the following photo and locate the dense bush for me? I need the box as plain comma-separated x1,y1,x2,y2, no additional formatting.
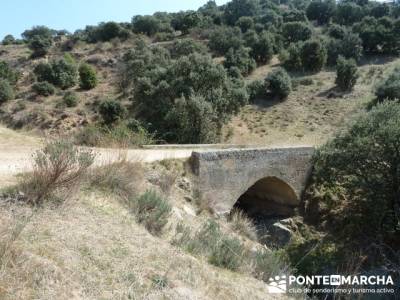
265,68,292,99
326,32,363,66
99,99,127,125
245,30,274,63
280,42,303,71
127,48,248,143
2,34,15,45
208,26,243,55
223,0,259,25
34,58,77,89
283,9,308,23
170,38,207,58
301,40,327,72
131,190,171,235
171,11,201,34
306,0,336,25
32,81,55,96
0,79,14,103
327,24,346,39
132,15,162,35
247,80,266,101
335,2,364,25
282,22,312,43
223,46,256,75
63,91,78,107
28,35,53,58
335,56,358,91
0,61,19,85
374,68,400,103
306,102,400,263
84,22,130,43
79,63,98,90
236,16,254,32
23,26,55,58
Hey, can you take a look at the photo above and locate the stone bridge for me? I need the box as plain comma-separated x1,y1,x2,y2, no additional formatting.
190,147,315,216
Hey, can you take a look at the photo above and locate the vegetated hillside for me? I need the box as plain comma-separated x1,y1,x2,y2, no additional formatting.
0,142,292,299
0,0,399,146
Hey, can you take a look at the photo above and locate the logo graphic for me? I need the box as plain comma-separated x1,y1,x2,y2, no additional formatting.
267,275,287,293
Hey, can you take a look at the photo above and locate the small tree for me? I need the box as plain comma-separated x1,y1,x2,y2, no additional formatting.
208,26,243,55
280,42,303,71
265,68,292,99
79,63,98,90
335,56,358,91
99,99,127,125
223,46,256,75
236,16,254,32
28,35,52,58
0,79,14,103
2,34,15,45
282,22,312,43
34,58,77,89
301,40,327,73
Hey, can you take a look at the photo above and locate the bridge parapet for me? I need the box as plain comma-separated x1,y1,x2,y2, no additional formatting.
190,147,315,215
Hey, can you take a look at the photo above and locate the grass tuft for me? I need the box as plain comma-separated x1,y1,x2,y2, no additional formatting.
130,190,171,236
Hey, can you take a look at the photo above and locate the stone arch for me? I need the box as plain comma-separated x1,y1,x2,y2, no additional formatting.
233,176,298,218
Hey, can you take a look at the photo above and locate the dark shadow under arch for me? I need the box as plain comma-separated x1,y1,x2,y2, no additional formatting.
234,176,298,218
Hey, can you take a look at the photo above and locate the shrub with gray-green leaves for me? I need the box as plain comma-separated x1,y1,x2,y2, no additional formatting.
335,56,358,91
32,81,55,96
0,79,14,103
265,68,292,99
131,190,171,235
374,68,400,103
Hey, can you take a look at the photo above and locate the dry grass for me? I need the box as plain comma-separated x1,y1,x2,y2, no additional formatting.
0,191,282,300
226,56,400,147
16,140,94,205
229,209,258,241
87,157,145,199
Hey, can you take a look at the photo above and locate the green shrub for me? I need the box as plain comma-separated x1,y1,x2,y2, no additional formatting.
375,68,400,103
247,80,266,101
223,46,256,75
63,91,78,107
209,236,245,271
245,30,275,64
132,15,162,36
253,249,289,282
335,56,358,91
171,38,207,58
308,102,400,254
131,190,171,235
236,16,254,32
208,26,243,55
301,40,327,73
0,61,19,85
280,43,303,71
79,63,98,90
28,36,52,58
306,0,336,25
34,58,77,89
282,22,312,43
98,99,127,125
32,81,55,96
2,34,16,45
265,68,292,99
0,79,14,103
19,140,94,205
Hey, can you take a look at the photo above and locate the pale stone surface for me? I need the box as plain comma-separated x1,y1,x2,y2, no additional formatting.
190,147,315,215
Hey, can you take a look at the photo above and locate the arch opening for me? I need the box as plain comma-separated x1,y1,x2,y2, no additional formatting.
233,177,299,246
233,176,298,219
